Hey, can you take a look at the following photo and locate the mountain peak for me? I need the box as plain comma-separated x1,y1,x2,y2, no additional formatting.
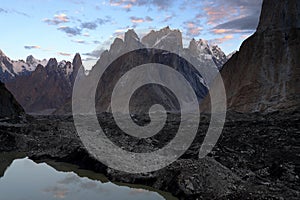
0,49,6,57
124,29,139,42
72,53,82,69
198,39,209,47
162,26,170,31
142,27,183,50
26,55,35,64
188,38,198,52
45,58,58,73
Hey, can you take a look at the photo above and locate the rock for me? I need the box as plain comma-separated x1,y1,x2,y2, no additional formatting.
0,110,299,199
202,0,300,113
0,81,24,118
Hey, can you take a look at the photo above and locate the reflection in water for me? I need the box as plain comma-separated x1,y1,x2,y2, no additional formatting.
0,155,170,200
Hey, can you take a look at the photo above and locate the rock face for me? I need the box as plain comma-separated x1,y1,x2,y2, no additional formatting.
0,81,24,118
5,54,82,114
210,0,300,112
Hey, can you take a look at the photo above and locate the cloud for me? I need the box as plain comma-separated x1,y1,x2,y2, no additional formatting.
80,17,112,30
210,35,234,44
0,8,8,13
203,0,262,33
184,21,203,36
44,13,69,25
82,57,98,62
110,0,173,10
81,22,98,30
212,14,260,33
0,8,30,17
57,174,79,184
161,14,174,23
58,52,72,56
212,28,253,35
72,39,87,44
43,186,68,199
57,26,81,36
83,49,104,58
130,16,153,24
113,28,129,39
80,181,98,189
24,45,41,50
93,40,101,44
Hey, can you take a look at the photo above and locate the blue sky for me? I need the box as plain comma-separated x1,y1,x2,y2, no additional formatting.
0,0,262,67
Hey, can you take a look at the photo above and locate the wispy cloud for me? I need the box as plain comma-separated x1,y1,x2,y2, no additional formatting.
82,49,104,58
43,12,111,37
210,35,234,44
57,26,81,36
212,15,259,34
43,13,69,25
161,14,175,23
80,17,112,30
58,52,72,56
24,45,41,50
72,39,87,44
93,40,101,44
0,7,30,17
130,16,153,24
0,8,8,13
43,186,69,199
110,0,173,11
81,22,98,30
203,0,262,34
184,21,203,37
113,28,129,39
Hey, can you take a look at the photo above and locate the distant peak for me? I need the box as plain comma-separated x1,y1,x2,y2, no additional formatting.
141,26,183,49
0,49,6,57
73,53,82,65
198,39,208,45
163,26,170,30
124,29,139,42
73,53,81,61
112,37,124,45
72,53,82,69
46,58,58,68
188,38,198,50
26,55,35,63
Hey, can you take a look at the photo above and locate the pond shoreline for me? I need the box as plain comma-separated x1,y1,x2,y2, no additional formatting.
0,111,299,199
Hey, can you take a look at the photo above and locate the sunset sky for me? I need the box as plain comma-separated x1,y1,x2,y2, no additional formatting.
0,0,262,67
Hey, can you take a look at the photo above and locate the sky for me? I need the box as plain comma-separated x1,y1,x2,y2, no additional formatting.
0,0,263,69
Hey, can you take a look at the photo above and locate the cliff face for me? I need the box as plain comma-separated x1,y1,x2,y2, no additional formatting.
0,82,24,118
212,0,300,112
257,0,300,32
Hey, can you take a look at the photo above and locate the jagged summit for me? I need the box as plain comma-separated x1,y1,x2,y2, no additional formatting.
188,38,227,69
141,26,183,50
26,55,35,64
124,29,140,42
0,49,6,57
0,50,50,82
5,53,83,114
